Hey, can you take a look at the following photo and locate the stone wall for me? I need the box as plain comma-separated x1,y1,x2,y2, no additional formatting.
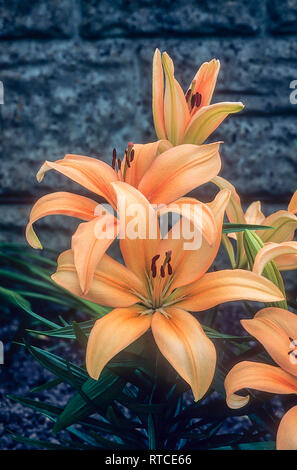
0,0,297,251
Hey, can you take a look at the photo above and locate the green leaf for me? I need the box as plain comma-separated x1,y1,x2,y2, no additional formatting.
0,286,60,329
30,378,62,393
212,440,276,450
223,223,274,234
0,285,31,310
24,342,88,387
72,321,88,348
202,324,251,340
27,319,96,339
8,433,75,450
243,230,287,309
54,371,125,432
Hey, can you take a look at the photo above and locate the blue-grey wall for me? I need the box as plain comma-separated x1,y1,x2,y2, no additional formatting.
0,0,297,250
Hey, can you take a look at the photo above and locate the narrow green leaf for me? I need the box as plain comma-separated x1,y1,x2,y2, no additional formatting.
54,371,125,432
223,223,274,234
243,230,287,309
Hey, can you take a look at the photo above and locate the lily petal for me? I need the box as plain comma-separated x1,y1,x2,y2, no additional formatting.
138,142,221,205
191,59,220,108
241,307,297,378
37,154,117,207
174,269,284,311
125,140,171,188
225,361,297,409
288,190,297,214
158,197,217,247
152,49,167,140
245,201,265,226
162,52,190,145
72,214,119,294
277,405,297,450
182,102,244,146
212,176,245,225
111,182,159,282
26,192,97,249
253,241,297,274
160,189,230,291
52,250,142,307
86,306,151,380
261,210,297,244
151,307,216,401
212,176,247,266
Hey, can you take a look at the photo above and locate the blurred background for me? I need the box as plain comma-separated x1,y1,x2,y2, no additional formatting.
0,0,297,449
0,0,297,252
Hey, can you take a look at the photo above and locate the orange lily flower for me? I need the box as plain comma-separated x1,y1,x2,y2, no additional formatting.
253,241,297,273
152,49,244,146
52,183,284,402
214,177,297,268
26,141,221,294
225,307,297,450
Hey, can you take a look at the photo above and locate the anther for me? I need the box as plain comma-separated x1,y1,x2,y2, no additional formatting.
164,250,173,276
130,149,135,162
160,265,165,278
117,159,122,170
195,92,202,108
151,254,160,278
185,89,191,102
112,148,117,169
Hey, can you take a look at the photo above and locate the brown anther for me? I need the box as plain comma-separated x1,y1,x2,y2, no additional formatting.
130,149,135,162
160,265,165,278
162,251,172,276
112,148,117,169
191,94,196,109
185,89,192,102
117,159,122,170
151,254,160,278
195,92,202,108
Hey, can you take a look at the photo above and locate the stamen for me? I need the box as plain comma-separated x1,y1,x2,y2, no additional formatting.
130,149,135,162
191,94,196,109
195,92,202,108
151,254,160,278
117,159,121,170
122,142,135,180
160,265,165,278
112,148,117,170
162,250,173,276
185,89,191,102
